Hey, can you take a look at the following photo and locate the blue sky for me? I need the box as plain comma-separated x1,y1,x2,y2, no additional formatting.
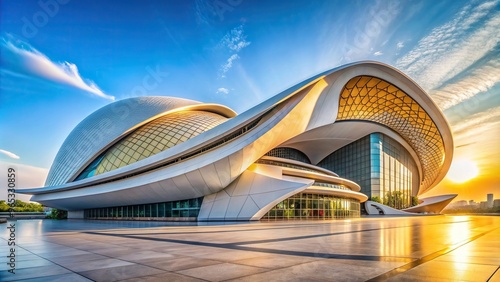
0,0,499,202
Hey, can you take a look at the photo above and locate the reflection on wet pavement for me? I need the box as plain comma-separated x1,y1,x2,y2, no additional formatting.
1,215,499,281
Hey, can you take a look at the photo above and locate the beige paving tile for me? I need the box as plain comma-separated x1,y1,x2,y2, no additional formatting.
121,272,206,281
401,260,498,281
16,273,93,282
2,216,500,281
386,273,454,282
195,249,269,262
78,264,165,282
177,262,269,281
136,256,224,271
48,253,109,264
115,250,175,262
489,268,500,282
435,253,500,265
58,258,134,272
232,254,320,269
36,249,91,258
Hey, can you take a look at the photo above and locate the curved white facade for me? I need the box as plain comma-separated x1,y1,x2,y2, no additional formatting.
45,96,237,186
19,61,453,221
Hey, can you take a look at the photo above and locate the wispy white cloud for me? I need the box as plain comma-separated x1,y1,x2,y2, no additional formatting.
218,25,251,52
1,35,114,100
450,106,500,173
374,51,383,56
396,1,500,91
397,41,404,49
451,106,500,138
0,149,20,159
431,58,500,110
219,54,239,78
216,87,229,95
218,25,250,78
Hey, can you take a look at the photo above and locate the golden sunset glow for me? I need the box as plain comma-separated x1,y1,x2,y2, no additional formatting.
447,159,479,183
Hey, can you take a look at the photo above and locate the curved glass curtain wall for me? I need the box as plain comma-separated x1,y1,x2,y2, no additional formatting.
370,133,419,208
264,147,311,164
75,110,227,180
318,133,419,209
262,193,360,220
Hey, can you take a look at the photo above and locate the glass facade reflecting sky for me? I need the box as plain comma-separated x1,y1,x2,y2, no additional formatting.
371,133,419,209
319,133,419,209
262,193,360,220
318,135,372,194
84,197,203,219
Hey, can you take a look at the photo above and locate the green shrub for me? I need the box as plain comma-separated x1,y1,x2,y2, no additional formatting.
0,200,44,212
46,209,68,219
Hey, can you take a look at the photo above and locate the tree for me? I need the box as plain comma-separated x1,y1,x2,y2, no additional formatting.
383,191,407,209
46,209,67,219
411,196,419,207
0,199,43,212
370,196,382,203
0,201,10,212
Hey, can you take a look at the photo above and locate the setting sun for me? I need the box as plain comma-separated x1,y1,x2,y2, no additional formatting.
447,159,479,183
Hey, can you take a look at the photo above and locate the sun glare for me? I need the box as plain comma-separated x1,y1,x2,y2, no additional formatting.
447,159,479,183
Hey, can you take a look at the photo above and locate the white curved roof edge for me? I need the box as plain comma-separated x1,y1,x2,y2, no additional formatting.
280,168,361,192
402,194,457,214
66,103,236,183
259,156,339,177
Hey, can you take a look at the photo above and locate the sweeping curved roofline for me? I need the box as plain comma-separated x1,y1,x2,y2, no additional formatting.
332,61,452,193
265,60,453,193
21,61,452,211
45,96,237,186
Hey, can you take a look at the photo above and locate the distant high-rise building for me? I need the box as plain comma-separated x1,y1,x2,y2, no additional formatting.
487,194,494,208
480,201,488,209
494,199,500,208
453,200,467,207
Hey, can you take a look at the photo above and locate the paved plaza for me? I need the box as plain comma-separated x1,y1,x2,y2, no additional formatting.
1,215,499,281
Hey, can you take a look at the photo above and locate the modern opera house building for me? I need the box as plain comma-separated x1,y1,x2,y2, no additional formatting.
20,62,454,221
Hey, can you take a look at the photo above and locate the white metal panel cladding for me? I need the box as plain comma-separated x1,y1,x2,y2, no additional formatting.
46,96,202,186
